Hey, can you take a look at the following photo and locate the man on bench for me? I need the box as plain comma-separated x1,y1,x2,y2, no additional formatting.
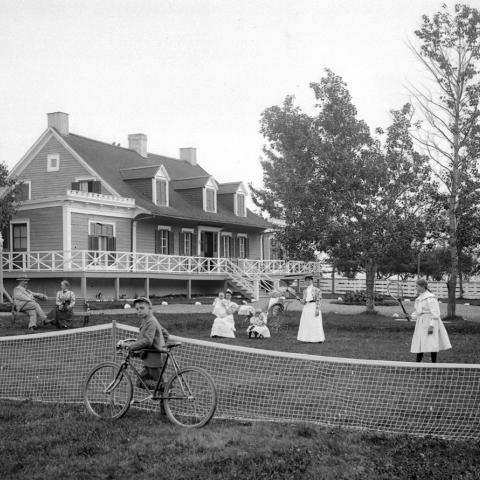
118,297,169,389
13,274,48,331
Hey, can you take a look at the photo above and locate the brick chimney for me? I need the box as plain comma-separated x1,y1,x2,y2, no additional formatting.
47,112,69,135
179,147,197,166
128,133,148,158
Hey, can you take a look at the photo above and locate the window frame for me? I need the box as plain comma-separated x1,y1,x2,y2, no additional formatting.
204,187,217,213
16,180,31,201
10,219,30,252
235,192,246,217
47,154,60,172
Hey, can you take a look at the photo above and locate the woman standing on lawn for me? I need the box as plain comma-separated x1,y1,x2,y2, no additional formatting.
297,275,325,343
410,279,451,363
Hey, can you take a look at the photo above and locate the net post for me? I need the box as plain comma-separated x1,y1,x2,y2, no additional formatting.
112,319,117,362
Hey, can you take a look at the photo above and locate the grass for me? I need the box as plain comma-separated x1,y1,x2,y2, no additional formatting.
1,310,480,479
1,400,480,480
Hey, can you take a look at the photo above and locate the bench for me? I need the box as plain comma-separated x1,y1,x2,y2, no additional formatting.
11,298,90,327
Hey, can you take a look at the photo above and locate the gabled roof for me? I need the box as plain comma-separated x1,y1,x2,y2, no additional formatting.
218,182,244,195
60,133,269,229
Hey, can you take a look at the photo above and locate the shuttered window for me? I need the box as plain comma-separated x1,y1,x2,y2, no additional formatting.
237,236,249,259
88,222,116,251
71,180,101,193
221,235,232,257
155,229,173,255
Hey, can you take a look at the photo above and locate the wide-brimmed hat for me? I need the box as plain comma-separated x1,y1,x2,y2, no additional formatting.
16,274,31,281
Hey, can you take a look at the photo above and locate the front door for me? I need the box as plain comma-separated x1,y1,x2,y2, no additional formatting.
204,232,214,258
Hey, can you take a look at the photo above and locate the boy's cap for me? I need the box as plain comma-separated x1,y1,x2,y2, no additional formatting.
133,297,152,307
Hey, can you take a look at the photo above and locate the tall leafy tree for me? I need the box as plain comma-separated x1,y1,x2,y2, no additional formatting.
253,71,432,312
0,162,21,237
409,4,480,317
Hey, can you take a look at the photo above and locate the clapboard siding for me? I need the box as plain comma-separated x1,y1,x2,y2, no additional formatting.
19,136,109,199
218,193,234,213
71,213,132,251
135,220,181,254
10,207,63,251
125,179,152,201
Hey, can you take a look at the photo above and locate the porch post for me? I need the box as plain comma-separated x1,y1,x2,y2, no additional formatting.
187,279,192,299
114,277,120,300
81,276,87,299
0,232,3,303
144,277,150,298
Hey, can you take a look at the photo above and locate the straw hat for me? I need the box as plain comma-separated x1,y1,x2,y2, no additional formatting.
16,273,31,282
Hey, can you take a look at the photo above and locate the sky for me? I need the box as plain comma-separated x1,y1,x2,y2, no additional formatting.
0,0,464,193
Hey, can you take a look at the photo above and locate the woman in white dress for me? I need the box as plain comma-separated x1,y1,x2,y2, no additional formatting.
297,275,325,343
409,278,451,363
210,289,238,338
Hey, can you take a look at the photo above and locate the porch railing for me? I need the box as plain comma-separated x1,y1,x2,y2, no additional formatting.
1,250,325,277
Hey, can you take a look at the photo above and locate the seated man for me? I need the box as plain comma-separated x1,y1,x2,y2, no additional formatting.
13,274,48,330
119,297,169,389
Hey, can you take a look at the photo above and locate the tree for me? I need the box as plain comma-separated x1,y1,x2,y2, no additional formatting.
253,70,432,312
409,4,480,317
0,162,21,237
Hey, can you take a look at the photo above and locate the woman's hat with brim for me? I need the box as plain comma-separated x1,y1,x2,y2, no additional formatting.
225,289,233,295
16,273,31,281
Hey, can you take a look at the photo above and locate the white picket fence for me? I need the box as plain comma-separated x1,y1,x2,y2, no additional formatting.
319,277,480,299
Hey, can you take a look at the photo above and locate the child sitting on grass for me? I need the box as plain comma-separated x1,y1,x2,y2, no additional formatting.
117,297,169,389
247,308,271,339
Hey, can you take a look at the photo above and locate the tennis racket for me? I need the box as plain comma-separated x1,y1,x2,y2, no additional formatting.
387,280,410,321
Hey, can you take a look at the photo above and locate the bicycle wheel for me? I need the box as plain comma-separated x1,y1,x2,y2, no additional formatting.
84,362,133,419
164,366,217,428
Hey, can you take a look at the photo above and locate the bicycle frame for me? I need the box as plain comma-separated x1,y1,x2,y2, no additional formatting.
107,348,194,402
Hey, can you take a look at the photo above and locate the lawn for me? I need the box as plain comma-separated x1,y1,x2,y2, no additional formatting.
1,311,480,479
1,400,480,480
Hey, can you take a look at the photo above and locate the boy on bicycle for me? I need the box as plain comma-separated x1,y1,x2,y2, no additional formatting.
118,297,169,389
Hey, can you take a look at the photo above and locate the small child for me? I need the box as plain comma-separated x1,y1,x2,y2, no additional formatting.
117,297,169,389
247,308,271,339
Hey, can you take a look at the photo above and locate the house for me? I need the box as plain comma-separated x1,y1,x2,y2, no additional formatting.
1,112,321,300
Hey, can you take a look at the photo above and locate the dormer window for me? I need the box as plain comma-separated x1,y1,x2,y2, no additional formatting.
203,177,218,213
47,154,60,172
235,193,246,217
152,165,170,207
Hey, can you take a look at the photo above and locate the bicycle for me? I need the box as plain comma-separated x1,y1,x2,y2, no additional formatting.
84,339,217,428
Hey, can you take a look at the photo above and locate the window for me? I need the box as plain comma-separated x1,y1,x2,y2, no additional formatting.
12,223,28,251
182,232,193,256
237,236,249,259
71,180,102,193
88,222,116,251
16,181,31,201
235,193,246,217
270,237,283,260
221,235,232,257
47,154,60,172
156,179,168,206
155,227,172,255
205,188,216,213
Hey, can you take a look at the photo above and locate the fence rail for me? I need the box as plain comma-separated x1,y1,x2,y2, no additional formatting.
320,278,480,299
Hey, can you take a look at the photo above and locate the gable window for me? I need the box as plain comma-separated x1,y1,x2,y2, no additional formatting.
72,179,102,194
205,188,216,213
156,179,168,206
235,193,246,217
16,181,31,201
155,226,173,255
88,222,116,251
47,154,60,172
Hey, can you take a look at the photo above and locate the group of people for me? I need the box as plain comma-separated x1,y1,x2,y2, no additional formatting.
208,276,451,363
13,274,76,330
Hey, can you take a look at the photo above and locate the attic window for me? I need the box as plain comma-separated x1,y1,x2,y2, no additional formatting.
204,187,217,213
235,193,246,217
155,179,169,206
47,154,60,172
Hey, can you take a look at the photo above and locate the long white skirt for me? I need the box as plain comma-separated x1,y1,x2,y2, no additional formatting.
410,315,451,353
297,303,325,342
210,314,236,338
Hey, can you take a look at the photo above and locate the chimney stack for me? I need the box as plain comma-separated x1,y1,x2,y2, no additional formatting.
179,147,197,166
47,112,69,135
128,133,148,158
